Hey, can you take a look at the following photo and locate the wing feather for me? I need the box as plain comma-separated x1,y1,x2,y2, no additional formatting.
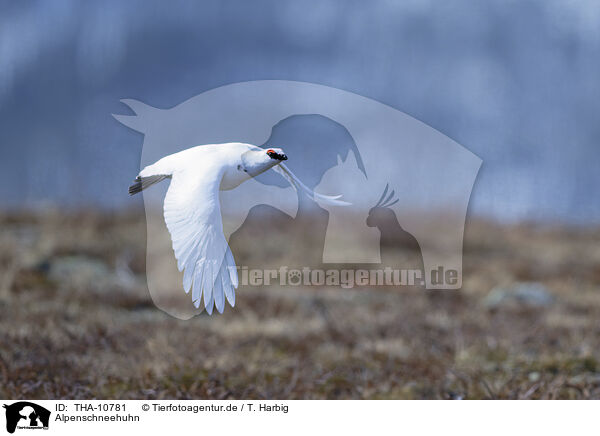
163,165,237,314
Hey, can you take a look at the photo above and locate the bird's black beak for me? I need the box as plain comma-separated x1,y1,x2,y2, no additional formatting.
267,151,288,161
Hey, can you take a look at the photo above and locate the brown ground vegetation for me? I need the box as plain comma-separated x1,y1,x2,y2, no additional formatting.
1,211,599,399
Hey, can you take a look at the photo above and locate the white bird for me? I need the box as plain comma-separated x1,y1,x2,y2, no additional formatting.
129,142,348,314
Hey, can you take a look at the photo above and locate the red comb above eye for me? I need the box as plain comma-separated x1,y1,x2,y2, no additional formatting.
267,149,274,153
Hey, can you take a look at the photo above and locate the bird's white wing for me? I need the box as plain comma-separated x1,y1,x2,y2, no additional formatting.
272,163,350,206
163,165,238,314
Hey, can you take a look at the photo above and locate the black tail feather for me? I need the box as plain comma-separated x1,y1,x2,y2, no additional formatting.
128,177,143,195
128,175,168,195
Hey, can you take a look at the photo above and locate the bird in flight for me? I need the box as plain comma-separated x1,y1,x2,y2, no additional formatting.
129,142,348,314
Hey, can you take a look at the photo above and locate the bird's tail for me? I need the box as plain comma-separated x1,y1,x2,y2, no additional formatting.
128,175,169,195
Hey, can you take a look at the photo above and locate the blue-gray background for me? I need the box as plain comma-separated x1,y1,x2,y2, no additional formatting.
0,0,598,223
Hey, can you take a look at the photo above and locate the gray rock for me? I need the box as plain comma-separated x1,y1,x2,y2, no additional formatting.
46,255,140,292
483,282,554,309
48,255,110,287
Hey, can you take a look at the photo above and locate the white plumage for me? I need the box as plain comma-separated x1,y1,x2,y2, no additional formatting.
130,142,347,314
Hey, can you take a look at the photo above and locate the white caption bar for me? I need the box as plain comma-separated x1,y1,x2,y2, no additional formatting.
0,400,595,436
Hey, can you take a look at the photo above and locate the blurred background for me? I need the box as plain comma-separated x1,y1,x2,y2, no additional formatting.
1,0,599,399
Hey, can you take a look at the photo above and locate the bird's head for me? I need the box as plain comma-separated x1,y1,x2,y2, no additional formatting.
266,148,288,161
241,146,288,177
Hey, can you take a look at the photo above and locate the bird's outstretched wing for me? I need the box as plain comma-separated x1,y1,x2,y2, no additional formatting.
163,165,238,314
271,163,350,206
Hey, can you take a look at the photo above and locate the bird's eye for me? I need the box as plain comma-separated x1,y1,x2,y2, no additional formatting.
267,149,274,154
